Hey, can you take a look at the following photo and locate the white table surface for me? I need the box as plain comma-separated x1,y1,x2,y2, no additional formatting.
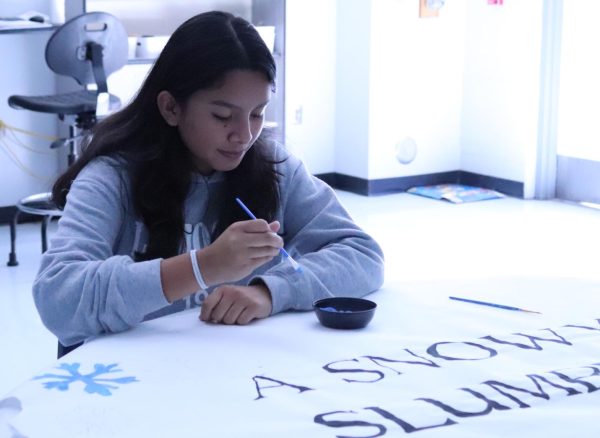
3,277,600,438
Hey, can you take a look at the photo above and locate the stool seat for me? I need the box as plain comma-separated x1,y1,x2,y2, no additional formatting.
16,192,63,217
9,90,120,115
7,192,63,267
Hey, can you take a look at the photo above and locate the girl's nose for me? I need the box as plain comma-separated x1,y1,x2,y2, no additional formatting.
228,119,252,144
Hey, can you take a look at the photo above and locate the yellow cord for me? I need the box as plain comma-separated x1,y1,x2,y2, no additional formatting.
6,129,53,155
0,119,60,180
0,119,59,142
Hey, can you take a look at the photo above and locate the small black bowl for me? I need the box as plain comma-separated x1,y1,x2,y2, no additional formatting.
313,297,377,329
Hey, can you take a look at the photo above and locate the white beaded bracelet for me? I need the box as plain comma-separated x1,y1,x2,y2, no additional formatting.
189,249,208,290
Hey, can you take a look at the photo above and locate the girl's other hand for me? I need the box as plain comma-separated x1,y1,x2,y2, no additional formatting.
198,219,282,285
200,284,272,324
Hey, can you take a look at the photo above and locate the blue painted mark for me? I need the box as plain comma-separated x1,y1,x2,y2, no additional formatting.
320,307,353,313
33,363,138,396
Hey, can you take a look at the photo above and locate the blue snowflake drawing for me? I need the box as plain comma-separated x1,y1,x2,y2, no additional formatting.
33,363,138,396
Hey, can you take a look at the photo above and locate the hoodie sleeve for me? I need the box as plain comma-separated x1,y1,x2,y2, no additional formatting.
251,154,385,314
32,159,169,346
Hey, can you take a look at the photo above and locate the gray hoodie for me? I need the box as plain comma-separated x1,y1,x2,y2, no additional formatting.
33,143,384,346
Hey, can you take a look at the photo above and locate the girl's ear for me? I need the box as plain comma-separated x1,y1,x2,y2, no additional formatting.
157,90,180,126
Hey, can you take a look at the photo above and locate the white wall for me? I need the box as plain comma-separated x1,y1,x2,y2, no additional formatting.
333,0,371,178
368,0,465,179
557,0,600,162
284,0,337,175
287,0,464,179
287,0,545,196
461,0,543,187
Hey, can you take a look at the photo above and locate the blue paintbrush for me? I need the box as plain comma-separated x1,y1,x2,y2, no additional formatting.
449,296,541,314
235,197,302,273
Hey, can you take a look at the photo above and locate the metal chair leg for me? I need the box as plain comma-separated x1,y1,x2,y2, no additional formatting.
58,341,82,359
7,209,21,266
41,215,52,253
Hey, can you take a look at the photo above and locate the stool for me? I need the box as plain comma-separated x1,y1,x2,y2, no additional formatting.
6,12,127,267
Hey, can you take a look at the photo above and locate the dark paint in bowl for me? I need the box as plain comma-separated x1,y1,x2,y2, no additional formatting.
313,297,377,329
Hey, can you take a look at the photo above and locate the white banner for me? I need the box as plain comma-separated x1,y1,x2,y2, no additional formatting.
4,281,600,437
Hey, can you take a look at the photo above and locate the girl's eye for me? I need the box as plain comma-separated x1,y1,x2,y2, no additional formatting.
251,113,264,119
213,114,231,121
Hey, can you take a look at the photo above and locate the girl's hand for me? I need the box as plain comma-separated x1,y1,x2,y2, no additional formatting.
198,219,282,286
200,284,272,325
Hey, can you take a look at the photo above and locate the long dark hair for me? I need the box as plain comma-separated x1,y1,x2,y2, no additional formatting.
52,11,281,260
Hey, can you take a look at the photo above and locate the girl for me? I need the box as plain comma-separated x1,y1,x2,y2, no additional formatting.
33,11,384,348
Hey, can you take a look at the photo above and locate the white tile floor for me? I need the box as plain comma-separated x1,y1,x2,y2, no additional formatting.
1,191,600,396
